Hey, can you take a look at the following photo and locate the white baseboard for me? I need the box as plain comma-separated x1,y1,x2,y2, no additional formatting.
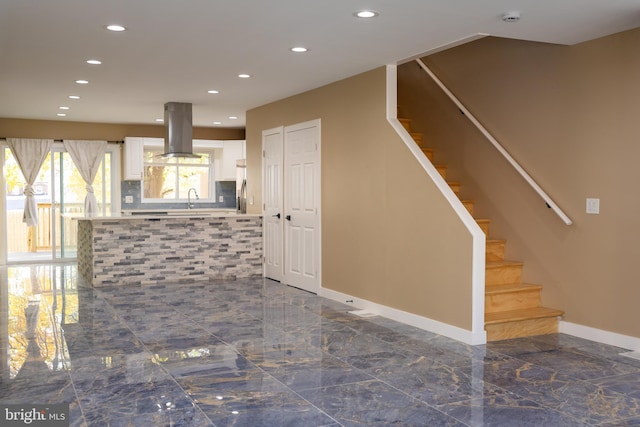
560,321,640,351
319,287,487,345
318,287,640,350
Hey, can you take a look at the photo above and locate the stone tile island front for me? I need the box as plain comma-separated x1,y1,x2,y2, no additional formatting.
75,213,263,287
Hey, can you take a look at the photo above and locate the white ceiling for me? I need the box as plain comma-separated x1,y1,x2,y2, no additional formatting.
1,0,639,128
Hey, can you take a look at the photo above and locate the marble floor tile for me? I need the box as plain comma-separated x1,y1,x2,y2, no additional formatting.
299,380,466,426
366,354,506,407
260,350,374,392
179,368,337,427
590,371,640,400
436,393,587,427
84,406,214,427
467,356,640,425
506,345,640,381
3,264,640,426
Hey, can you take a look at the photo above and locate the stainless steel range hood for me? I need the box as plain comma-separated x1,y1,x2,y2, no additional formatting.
161,102,199,158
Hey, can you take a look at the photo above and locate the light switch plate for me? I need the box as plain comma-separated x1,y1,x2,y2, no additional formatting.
586,198,600,214
125,195,133,203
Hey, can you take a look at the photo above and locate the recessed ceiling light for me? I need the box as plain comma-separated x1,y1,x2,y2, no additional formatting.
155,118,164,122
57,113,67,117
59,106,70,110
106,24,126,32
354,10,378,18
228,116,238,120
207,90,219,94
238,74,251,79
290,47,308,53
68,95,80,99
213,121,222,125
86,59,102,65
75,79,89,84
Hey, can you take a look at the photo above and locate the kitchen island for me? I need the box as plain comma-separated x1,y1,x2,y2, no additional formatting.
76,212,262,287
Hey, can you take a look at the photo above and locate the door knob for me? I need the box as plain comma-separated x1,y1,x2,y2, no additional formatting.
272,213,281,219
285,215,292,221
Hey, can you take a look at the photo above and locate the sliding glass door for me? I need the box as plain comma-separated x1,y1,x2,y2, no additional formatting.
1,142,119,264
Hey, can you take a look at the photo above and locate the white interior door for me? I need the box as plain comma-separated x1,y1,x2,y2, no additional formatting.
284,120,321,293
262,127,284,282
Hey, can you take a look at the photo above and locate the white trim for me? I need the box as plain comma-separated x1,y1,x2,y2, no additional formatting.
319,287,486,345
386,64,486,344
106,144,122,214
0,145,7,266
560,321,640,351
261,126,285,281
283,119,322,294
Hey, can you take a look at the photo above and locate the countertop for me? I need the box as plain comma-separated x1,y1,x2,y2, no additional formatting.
67,209,262,221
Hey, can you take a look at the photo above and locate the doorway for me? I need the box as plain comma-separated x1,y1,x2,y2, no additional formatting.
262,120,321,294
1,142,120,264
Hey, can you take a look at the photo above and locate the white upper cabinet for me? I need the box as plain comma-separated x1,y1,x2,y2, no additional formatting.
123,137,144,180
123,137,245,182
220,140,245,180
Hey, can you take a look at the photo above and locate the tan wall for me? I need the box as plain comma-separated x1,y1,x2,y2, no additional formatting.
246,67,474,330
399,28,640,338
0,118,244,141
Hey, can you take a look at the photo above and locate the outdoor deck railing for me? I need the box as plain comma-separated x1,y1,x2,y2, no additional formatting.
6,203,82,253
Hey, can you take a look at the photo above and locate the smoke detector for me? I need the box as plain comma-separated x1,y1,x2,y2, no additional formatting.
502,11,521,22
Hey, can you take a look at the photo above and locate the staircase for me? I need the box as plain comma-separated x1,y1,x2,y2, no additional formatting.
399,118,564,341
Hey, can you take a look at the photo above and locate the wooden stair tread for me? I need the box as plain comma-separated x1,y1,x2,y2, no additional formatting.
486,260,524,269
400,114,565,340
485,283,543,294
485,307,564,325
460,199,474,215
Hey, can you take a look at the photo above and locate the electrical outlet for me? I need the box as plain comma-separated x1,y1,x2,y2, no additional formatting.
125,195,133,203
586,198,600,214
218,196,224,202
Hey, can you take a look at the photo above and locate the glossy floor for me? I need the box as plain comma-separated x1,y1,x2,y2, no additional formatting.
1,264,640,426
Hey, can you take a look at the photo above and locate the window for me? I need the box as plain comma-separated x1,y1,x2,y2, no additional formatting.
142,141,216,202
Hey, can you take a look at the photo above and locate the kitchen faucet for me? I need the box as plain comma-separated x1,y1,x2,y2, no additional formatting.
188,187,199,209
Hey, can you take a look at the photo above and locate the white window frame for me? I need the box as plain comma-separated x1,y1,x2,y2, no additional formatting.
141,138,221,203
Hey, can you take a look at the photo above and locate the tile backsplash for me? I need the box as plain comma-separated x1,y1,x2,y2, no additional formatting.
121,180,237,210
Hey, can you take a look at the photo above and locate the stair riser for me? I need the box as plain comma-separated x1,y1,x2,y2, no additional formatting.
485,289,541,313
399,119,411,132
436,166,446,179
486,265,522,286
486,242,505,261
486,317,559,341
422,149,434,162
463,201,474,215
477,221,490,237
